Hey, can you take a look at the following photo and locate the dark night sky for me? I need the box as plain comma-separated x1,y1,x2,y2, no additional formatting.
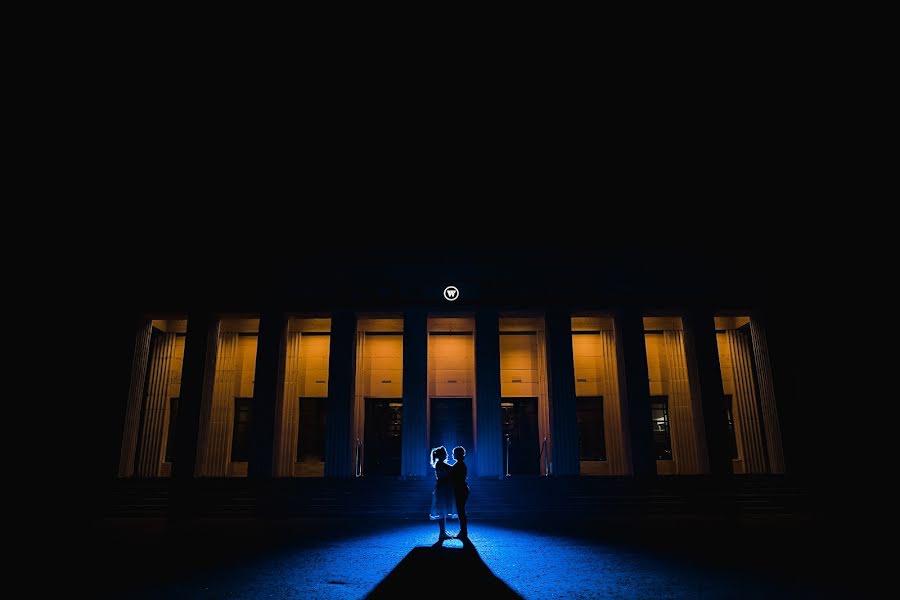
106,224,811,315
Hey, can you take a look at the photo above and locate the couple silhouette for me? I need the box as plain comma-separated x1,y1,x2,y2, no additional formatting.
429,445,469,543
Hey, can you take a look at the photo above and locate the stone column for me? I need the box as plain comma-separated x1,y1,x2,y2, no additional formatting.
475,309,503,478
600,329,631,475
172,314,218,481
135,330,177,477
684,308,732,477
324,311,357,478
750,316,785,473
546,310,579,476
616,308,656,478
197,332,238,476
275,328,303,477
401,310,428,479
118,319,152,477
249,311,287,479
727,327,767,473
665,329,708,474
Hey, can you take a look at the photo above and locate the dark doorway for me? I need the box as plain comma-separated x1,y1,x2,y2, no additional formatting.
576,396,606,461
231,398,252,462
502,397,540,475
164,397,179,464
724,394,738,460
364,398,403,476
298,397,327,463
429,397,473,459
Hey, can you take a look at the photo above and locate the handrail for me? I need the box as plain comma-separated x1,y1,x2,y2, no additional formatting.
548,436,552,476
539,436,550,477
505,435,511,477
538,436,544,472
505,435,550,478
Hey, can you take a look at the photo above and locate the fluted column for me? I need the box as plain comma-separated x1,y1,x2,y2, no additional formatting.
475,309,502,478
616,308,655,478
750,317,785,473
249,312,287,479
172,314,219,481
684,308,729,476
536,330,552,475
118,320,152,477
727,328,766,472
275,330,303,476
324,311,357,478
197,332,239,476
546,310,579,476
665,330,707,474
401,310,428,479
600,330,630,475
136,331,176,476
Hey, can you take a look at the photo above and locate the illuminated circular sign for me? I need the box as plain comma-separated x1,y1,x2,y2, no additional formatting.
443,285,460,301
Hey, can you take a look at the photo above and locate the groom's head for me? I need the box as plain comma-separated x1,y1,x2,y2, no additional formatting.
453,446,466,461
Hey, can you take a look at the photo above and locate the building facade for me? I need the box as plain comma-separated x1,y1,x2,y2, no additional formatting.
116,283,784,481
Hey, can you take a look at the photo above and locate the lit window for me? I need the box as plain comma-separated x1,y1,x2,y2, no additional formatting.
651,396,672,460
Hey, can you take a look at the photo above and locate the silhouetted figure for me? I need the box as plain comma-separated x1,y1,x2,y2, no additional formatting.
450,446,470,539
429,446,457,542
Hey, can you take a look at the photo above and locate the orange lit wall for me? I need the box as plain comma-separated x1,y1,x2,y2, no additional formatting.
197,318,259,478
499,316,551,475
571,316,629,476
643,317,708,475
427,317,475,450
353,318,404,475
277,318,332,477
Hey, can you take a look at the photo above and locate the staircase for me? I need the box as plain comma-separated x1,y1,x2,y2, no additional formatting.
104,475,815,521
106,480,171,518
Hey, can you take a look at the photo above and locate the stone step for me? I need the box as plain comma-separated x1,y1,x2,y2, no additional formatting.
105,476,814,519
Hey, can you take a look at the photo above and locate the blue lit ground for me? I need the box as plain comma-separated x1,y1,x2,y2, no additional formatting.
95,518,847,599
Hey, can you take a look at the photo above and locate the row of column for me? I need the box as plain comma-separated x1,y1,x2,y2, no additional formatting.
123,307,767,481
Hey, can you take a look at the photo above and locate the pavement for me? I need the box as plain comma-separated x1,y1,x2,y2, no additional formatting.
89,517,852,599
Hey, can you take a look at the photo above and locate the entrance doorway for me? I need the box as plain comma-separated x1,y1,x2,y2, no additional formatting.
297,397,327,464
502,397,540,475
429,397,473,459
576,396,606,461
364,398,402,476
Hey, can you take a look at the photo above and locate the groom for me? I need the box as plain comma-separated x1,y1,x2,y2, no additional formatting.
450,446,470,539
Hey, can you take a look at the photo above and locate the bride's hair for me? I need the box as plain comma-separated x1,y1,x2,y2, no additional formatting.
431,446,447,467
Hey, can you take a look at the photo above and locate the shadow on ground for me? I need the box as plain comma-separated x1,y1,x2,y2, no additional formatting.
366,540,521,599
90,517,854,598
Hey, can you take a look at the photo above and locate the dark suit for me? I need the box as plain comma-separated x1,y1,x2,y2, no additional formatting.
450,461,469,536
